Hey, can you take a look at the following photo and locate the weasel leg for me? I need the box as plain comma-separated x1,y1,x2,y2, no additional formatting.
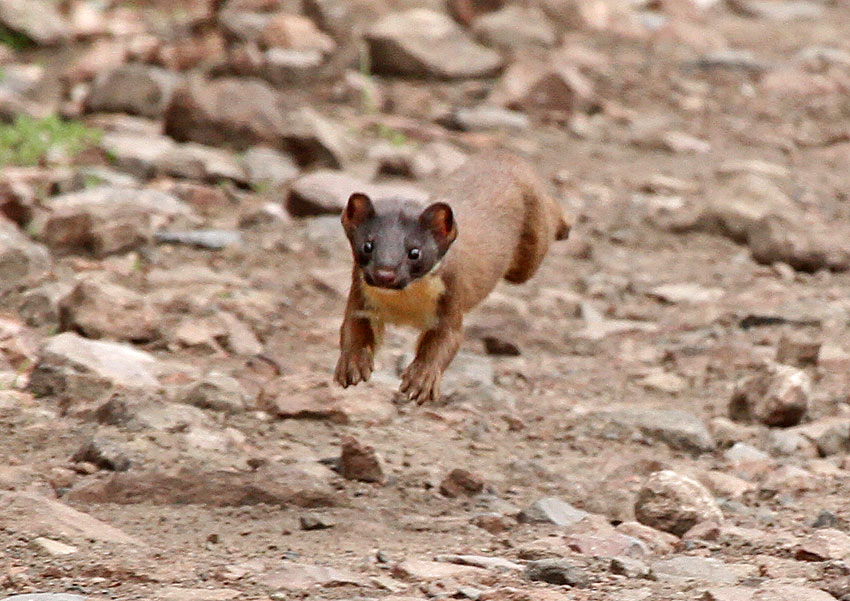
334,274,381,387
400,319,463,404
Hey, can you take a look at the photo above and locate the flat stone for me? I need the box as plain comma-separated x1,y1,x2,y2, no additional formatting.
154,143,246,183
100,132,178,179
593,409,714,453
652,556,755,584
260,563,365,590
181,372,252,413
753,585,834,601
525,559,589,586
242,146,299,189
30,537,78,557
650,283,724,304
435,554,522,571
366,9,502,79
796,528,850,561
392,559,483,580
0,491,140,545
29,332,161,403
518,497,589,526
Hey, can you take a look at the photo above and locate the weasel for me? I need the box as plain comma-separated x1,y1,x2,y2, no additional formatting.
334,151,571,403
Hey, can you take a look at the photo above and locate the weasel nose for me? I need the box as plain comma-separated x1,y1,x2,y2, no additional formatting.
373,268,398,286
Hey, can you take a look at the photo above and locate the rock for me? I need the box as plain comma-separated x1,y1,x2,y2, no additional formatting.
440,469,486,498
616,521,678,553
29,332,161,403
154,143,246,183
593,409,715,453
610,557,652,579
99,132,179,179
748,215,850,273
518,497,589,526
59,275,160,342
67,466,337,508
729,362,811,427
286,169,428,216
63,39,129,86
472,5,557,50
634,470,723,536
796,528,850,561
729,0,823,20
652,556,755,584
812,509,841,529
761,465,819,493
0,490,139,545
0,219,50,292
340,437,386,484
638,371,687,394
261,13,336,54
19,282,73,327
724,442,771,465
280,106,353,168
31,537,79,557
155,229,243,250
440,105,531,131
776,332,821,367
261,374,395,425
482,335,520,357
698,471,756,499
164,76,287,150
490,57,593,113
86,64,180,119
260,562,364,590
181,372,252,413
366,9,503,79
435,554,522,572
525,559,588,586
299,513,334,530
0,0,69,45
71,437,131,471
649,283,724,304
815,422,850,457
392,559,483,580
565,524,650,558
447,0,506,26
242,146,299,189
43,186,189,256
753,585,834,601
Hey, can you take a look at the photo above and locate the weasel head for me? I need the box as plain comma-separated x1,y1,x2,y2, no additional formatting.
341,192,457,290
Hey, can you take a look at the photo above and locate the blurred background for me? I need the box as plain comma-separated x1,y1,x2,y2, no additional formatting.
1,1,850,600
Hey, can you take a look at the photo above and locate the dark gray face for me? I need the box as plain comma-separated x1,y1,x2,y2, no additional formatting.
342,193,457,290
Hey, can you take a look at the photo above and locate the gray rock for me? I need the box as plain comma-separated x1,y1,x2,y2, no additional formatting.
0,0,69,45
610,556,652,579
59,275,160,342
154,229,243,250
490,58,593,113
472,5,557,50
518,496,589,526
43,185,190,256
748,214,850,273
181,372,252,413
441,106,531,131
652,556,755,584
525,559,588,586
29,333,162,403
366,9,503,79
154,143,246,183
594,409,715,454
724,442,771,464
19,282,73,327
100,132,178,179
0,219,50,292
300,513,335,530
730,362,811,427
71,437,131,471
164,76,287,150
634,470,723,536
242,146,299,189
86,64,181,119
264,48,324,85
815,422,850,457
287,170,428,216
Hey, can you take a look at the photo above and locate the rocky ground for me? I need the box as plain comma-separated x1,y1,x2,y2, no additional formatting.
0,0,850,600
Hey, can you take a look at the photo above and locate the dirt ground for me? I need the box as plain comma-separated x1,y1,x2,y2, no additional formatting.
2,1,850,600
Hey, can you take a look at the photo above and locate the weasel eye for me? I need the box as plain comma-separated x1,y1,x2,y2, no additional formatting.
362,241,374,254
408,248,421,260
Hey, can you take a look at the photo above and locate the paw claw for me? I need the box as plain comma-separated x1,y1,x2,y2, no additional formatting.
334,349,373,388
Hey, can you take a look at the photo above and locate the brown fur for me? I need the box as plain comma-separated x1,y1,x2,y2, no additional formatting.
334,151,571,403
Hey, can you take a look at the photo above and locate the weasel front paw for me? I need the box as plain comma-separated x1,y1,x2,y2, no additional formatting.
334,349,373,387
400,362,442,404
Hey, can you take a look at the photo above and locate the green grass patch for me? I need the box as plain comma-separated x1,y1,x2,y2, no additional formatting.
0,115,102,167
0,25,34,51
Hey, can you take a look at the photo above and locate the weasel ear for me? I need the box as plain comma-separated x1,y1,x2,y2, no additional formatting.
420,202,458,252
342,192,375,232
